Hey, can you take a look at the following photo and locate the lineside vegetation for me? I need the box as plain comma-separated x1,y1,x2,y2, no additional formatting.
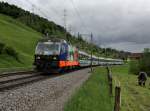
130,48,150,76
64,67,113,111
65,65,150,111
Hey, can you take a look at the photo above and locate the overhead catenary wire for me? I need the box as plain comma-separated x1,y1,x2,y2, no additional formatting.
68,0,89,33
26,0,68,27
25,0,51,20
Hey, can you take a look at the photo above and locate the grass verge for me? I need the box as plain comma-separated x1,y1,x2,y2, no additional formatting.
0,14,41,68
64,67,113,111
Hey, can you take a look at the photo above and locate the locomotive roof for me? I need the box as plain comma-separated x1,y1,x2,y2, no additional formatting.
79,51,90,57
39,37,67,43
79,50,123,61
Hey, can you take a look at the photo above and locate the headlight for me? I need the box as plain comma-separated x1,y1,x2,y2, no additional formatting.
37,56,40,59
53,57,57,60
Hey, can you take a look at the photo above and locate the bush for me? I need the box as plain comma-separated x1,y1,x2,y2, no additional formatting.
129,60,140,75
130,50,150,76
139,51,150,76
0,42,5,54
4,46,19,60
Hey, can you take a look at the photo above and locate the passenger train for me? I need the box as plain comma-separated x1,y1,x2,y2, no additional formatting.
33,38,123,72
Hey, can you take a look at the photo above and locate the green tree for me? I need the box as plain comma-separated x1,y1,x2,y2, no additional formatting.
139,49,150,76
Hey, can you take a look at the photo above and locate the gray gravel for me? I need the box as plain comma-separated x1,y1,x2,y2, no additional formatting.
0,68,91,111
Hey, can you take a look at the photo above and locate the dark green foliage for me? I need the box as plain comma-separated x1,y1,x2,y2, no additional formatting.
139,50,150,76
0,42,5,54
0,42,19,61
130,49,150,76
129,60,140,75
4,46,19,60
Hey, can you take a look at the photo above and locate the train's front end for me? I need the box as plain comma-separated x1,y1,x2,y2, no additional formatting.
34,39,61,72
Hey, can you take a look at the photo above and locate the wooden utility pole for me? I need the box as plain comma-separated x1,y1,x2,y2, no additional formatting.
114,86,121,111
106,67,113,96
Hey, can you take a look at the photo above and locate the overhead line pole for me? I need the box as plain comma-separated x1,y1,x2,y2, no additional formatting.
79,33,94,72
90,33,93,72
64,9,67,30
63,9,68,41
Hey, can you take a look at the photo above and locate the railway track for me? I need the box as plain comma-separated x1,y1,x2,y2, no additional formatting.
0,70,36,78
0,71,47,91
0,68,91,92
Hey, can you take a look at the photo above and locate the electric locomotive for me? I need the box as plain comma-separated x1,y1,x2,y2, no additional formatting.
34,38,124,73
34,38,79,72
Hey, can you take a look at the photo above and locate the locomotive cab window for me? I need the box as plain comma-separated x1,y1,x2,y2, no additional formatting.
61,44,67,54
35,42,60,55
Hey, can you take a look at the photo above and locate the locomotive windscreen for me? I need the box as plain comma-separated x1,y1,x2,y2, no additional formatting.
35,42,60,55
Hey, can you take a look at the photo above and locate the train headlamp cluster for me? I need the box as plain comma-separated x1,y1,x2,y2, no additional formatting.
37,56,40,59
36,55,58,60
53,56,57,60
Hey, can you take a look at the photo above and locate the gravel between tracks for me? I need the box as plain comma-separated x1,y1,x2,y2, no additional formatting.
0,68,91,111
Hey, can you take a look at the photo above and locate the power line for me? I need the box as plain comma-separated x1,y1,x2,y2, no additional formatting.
26,0,51,19
26,0,67,27
68,0,89,32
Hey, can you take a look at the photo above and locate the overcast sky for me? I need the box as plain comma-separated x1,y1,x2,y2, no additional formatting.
2,0,150,52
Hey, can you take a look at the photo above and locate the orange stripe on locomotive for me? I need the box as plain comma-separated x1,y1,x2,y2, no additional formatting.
59,61,79,68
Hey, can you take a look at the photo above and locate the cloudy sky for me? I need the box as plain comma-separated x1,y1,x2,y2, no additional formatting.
2,0,150,52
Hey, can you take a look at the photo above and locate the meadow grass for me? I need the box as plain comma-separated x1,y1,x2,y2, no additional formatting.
111,64,150,111
64,67,113,111
0,14,42,69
